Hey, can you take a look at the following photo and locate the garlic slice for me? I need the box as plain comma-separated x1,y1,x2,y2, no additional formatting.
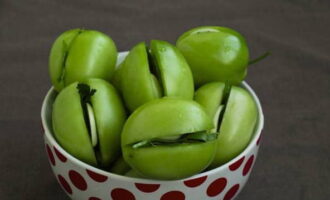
87,103,98,147
158,135,182,141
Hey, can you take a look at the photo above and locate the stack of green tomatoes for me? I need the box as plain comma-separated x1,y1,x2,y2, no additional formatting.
49,27,258,180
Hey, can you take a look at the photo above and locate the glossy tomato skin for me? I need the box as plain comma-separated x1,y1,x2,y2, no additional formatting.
124,142,217,180
121,98,217,180
177,26,249,86
52,79,126,167
150,40,194,99
49,29,117,91
195,82,258,168
194,82,225,118
114,40,194,112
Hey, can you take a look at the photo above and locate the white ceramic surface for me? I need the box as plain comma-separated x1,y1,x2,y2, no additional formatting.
41,52,264,200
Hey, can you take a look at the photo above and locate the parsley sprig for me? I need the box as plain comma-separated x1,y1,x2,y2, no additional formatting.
77,83,97,134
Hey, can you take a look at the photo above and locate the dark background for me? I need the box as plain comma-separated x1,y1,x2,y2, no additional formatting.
0,0,329,199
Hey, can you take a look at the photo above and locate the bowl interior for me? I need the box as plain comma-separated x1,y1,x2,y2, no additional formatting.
41,51,264,183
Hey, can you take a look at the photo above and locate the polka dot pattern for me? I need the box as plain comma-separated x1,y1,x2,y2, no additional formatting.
58,175,72,195
224,184,240,200
135,183,160,193
184,176,207,187
160,191,185,200
46,145,55,166
87,170,108,182
229,156,245,171
69,170,88,191
243,155,255,176
111,188,135,200
46,144,259,200
53,147,67,162
207,177,227,197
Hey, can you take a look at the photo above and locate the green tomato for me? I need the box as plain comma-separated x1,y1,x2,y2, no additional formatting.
110,156,131,175
49,29,118,91
125,170,143,178
113,40,194,112
121,98,217,180
52,79,126,167
195,82,258,168
176,26,249,86
110,62,124,93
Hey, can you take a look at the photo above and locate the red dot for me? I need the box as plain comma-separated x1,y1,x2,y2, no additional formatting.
135,183,160,193
206,177,227,197
87,169,108,182
229,156,245,171
224,184,240,200
111,188,135,200
53,147,67,162
184,176,207,187
257,135,262,145
243,155,255,176
58,175,72,195
46,145,55,166
160,191,185,200
89,197,101,200
69,170,88,191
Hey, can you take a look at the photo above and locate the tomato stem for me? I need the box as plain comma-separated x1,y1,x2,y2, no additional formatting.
248,51,271,65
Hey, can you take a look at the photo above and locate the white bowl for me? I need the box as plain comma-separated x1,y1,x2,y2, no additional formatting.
41,52,264,200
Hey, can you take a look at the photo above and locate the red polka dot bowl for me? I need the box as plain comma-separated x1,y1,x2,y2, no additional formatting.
41,52,264,200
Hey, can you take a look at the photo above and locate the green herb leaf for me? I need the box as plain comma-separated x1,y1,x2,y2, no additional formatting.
131,131,218,149
77,83,97,104
77,83,97,141
217,81,232,132
183,131,218,142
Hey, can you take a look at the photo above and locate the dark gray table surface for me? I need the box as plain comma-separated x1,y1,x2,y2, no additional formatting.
1,0,329,199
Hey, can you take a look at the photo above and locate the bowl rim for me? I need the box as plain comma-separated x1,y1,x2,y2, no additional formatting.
41,52,264,183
